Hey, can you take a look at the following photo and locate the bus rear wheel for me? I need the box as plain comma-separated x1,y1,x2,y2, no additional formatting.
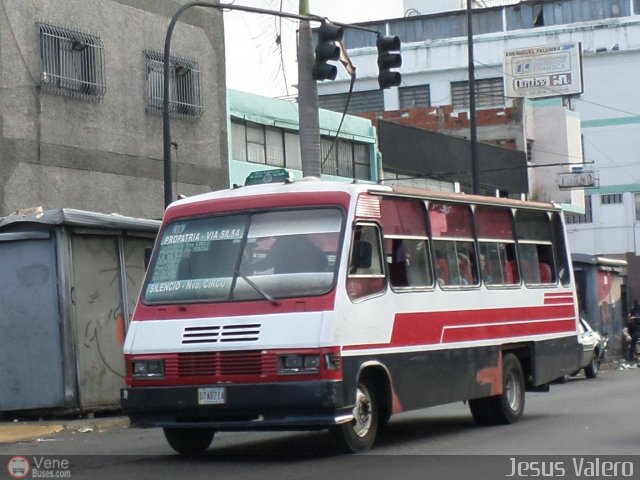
469,353,525,425
163,427,215,455
329,375,379,453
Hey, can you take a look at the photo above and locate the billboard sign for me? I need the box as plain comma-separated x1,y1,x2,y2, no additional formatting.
558,171,596,189
504,43,583,99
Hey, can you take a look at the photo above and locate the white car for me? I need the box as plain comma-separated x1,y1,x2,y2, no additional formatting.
575,317,608,379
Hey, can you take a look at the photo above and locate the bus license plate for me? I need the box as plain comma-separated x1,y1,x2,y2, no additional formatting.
198,387,226,405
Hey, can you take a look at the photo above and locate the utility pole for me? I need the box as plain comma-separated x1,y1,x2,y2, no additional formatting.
297,0,322,178
466,0,480,194
162,2,322,208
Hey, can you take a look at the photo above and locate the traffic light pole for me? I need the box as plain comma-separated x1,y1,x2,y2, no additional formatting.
298,0,321,178
162,2,321,208
162,2,389,207
466,0,480,195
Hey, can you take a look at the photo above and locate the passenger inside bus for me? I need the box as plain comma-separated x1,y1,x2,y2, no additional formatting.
263,235,327,274
458,253,473,285
436,256,450,286
388,240,409,287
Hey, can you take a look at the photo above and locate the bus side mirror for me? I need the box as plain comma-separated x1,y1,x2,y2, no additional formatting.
144,247,153,270
351,240,373,270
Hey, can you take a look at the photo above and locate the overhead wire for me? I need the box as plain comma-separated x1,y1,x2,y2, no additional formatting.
276,0,290,96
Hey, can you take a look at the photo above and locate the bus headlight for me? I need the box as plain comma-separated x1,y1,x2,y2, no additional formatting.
277,354,320,374
132,359,165,379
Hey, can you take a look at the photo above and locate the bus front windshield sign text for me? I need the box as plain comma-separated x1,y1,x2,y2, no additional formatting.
144,209,343,304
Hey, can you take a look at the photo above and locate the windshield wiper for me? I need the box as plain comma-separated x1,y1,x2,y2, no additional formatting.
235,270,280,306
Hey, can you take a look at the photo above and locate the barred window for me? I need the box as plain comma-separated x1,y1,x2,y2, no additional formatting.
399,85,431,109
145,51,203,119
353,143,371,180
230,120,371,180
230,121,285,167
601,193,623,205
451,77,504,110
565,195,593,224
318,90,385,114
321,138,372,181
38,23,106,101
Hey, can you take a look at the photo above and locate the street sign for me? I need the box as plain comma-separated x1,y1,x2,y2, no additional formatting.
558,171,596,189
245,168,293,186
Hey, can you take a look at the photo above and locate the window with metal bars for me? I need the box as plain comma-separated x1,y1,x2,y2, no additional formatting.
318,90,385,114
38,23,106,101
231,121,285,167
231,120,372,180
320,138,371,180
565,195,593,224
451,77,505,110
145,51,203,119
601,193,623,205
399,85,431,109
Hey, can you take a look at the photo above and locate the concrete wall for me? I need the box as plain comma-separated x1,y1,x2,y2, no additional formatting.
526,100,585,205
0,0,228,219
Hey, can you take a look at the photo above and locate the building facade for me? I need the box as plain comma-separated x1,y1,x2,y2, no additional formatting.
227,89,380,186
0,0,228,219
317,0,640,313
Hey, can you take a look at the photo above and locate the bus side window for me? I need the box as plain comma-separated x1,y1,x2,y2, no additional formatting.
552,212,572,286
515,210,557,287
387,238,433,289
475,206,519,287
380,198,433,290
429,202,478,288
347,224,385,301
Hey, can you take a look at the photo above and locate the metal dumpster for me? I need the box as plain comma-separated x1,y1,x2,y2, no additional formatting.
0,208,159,412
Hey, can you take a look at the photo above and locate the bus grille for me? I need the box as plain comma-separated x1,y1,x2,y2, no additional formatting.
171,351,277,377
181,324,261,344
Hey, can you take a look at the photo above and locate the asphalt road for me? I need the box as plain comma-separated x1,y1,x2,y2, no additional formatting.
1,367,638,479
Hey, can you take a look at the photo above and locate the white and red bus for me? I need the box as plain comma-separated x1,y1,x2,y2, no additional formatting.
121,177,581,454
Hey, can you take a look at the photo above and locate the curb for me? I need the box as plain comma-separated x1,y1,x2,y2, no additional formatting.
0,417,129,444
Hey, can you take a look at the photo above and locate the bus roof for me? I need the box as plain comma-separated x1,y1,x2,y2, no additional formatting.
168,179,559,213
375,186,560,211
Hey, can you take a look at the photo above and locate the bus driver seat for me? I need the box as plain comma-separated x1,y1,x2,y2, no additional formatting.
268,236,327,274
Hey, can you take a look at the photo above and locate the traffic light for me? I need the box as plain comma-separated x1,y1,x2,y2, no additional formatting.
377,35,402,89
313,22,344,81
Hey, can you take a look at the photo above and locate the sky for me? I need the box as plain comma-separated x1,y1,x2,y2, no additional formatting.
223,0,405,98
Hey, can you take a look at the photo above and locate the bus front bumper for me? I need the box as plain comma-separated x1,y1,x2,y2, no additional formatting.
120,380,352,430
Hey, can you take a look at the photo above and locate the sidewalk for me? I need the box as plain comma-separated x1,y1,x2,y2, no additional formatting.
0,415,129,444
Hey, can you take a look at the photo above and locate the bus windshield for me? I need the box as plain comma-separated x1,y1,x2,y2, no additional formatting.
143,208,343,304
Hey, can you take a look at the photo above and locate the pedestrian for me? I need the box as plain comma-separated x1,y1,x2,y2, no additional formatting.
625,300,640,362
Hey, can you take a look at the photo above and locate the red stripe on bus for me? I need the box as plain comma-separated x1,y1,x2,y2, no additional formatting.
544,297,574,305
391,305,576,346
343,304,577,350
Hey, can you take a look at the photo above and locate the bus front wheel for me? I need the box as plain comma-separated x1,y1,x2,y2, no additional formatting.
469,353,525,425
329,375,379,453
163,427,215,455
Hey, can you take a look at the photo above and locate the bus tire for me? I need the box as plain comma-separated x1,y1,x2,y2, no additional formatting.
329,375,379,453
469,353,525,426
163,427,215,455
